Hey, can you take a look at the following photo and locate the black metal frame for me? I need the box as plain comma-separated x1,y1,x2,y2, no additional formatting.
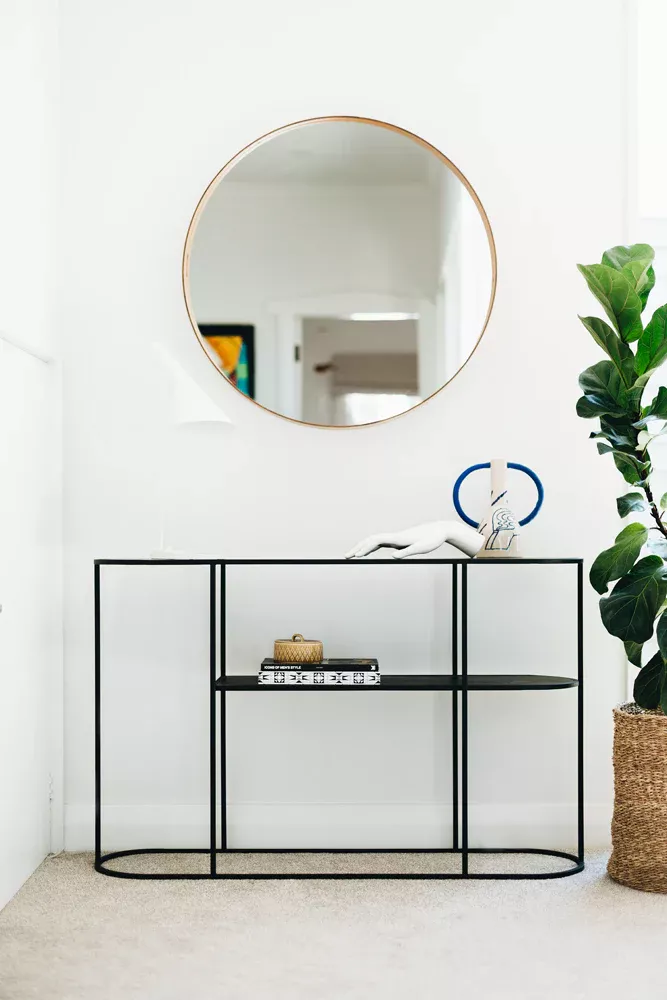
94,558,584,880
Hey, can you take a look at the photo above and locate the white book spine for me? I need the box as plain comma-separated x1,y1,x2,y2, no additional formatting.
258,671,381,686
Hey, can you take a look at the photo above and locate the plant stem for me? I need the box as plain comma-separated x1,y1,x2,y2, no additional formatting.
640,473,667,539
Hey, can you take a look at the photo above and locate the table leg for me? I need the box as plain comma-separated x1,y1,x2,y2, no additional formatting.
94,563,101,870
577,561,584,865
220,564,227,853
461,562,469,876
451,563,459,852
209,564,217,876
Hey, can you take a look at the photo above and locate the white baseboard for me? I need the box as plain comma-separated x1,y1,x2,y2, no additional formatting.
66,801,612,853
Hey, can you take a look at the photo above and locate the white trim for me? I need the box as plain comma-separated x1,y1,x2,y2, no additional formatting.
629,218,667,246
267,293,425,318
48,359,65,855
66,801,612,853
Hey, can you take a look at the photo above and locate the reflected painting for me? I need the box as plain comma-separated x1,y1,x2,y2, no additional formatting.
198,324,255,398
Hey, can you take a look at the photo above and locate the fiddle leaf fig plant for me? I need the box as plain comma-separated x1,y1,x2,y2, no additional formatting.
577,244,667,711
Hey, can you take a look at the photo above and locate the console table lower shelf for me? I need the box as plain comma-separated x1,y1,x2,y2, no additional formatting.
94,558,584,880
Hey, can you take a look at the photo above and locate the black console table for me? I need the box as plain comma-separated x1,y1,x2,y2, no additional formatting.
94,558,584,880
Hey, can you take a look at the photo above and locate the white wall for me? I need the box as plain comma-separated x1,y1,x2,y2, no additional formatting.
624,0,667,697
61,0,627,854
436,166,492,384
0,0,61,908
0,0,59,361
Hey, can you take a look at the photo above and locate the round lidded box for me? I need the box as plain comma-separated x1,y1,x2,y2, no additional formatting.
273,633,323,664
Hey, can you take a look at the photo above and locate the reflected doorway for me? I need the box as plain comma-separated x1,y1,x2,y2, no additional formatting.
301,315,420,426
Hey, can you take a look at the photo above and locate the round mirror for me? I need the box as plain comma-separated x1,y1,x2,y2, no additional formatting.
183,117,496,427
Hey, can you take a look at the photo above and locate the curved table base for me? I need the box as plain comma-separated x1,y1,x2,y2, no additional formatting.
97,847,584,881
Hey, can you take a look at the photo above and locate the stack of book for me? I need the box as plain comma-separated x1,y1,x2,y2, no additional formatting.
258,658,380,685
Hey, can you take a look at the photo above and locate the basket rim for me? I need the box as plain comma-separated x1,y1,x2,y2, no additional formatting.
614,702,667,721
274,638,322,647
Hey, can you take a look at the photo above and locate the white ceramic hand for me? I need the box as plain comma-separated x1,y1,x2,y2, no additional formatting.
345,520,484,560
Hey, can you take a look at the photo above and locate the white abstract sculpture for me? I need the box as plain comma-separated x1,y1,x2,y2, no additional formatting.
345,520,484,560
476,459,520,557
346,459,541,561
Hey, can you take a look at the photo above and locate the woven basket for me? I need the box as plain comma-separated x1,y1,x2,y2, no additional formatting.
273,633,323,664
608,703,667,892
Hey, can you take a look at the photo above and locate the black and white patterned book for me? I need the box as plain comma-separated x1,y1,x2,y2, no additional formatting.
258,670,381,686
261,658,379,672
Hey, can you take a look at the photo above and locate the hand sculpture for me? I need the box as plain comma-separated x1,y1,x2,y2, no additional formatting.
345,520,484,560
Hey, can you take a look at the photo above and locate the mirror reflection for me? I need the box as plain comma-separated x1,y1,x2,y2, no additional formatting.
184,118,495,427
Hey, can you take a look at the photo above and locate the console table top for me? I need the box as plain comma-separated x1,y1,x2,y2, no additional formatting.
95,557,583,566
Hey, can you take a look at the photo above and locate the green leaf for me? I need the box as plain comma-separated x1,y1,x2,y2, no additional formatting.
578,360,629,417
625,372,652,412
640,268,655,311
578,316,635,386
602,244,656,313
636,305,667,376
623,262,656,311
577,395,608,419
647,536,667,559
636,424,667,448
612,450,650,486
577,263,643,342
634,651,664,710
599,416,639,450
600,555,667,643
624,640,643,667
589,522,648,595
602,244,655,270
635,386,667,426
661,493,667,510
657,609,667,659
649,386,667,419
617,492,647,517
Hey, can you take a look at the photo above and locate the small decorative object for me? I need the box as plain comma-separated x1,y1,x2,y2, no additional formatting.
344,462,542,562
345,521,485,560
273,633,323,664
452,460,543,558
260,657,380,685
576,242,667,891
479,460,519,557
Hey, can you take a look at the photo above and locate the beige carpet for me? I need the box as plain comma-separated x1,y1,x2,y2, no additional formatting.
1,852,666,999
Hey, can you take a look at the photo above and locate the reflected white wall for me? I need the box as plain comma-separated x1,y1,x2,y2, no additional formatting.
436,169,492,384
190,181,438,414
